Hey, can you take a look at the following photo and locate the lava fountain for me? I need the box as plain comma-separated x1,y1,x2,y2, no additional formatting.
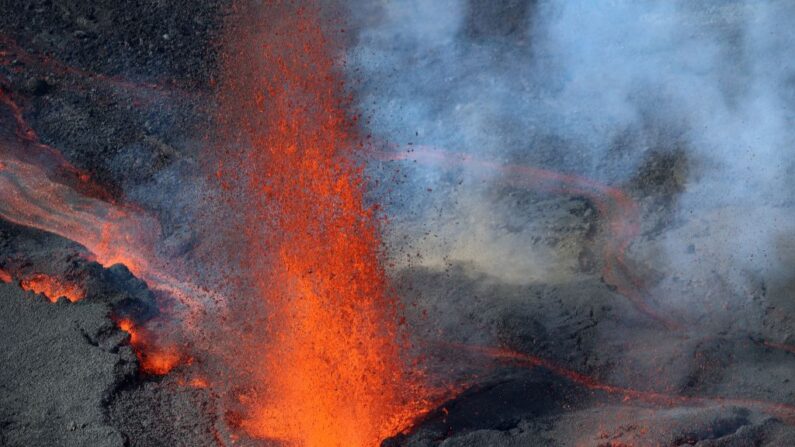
2,4,795,444
215,2,432,446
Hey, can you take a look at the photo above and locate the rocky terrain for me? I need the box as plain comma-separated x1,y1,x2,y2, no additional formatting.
1,1,794,447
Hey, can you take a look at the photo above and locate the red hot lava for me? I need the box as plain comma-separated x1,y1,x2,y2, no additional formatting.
0,267,12,283
19,273,85,303
2,6,795,447
216,3,434,445
117,318,184,376
1,81,198,376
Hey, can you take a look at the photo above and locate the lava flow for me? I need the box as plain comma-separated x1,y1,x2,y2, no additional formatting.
0,84,224,320
1,34,177,99
216,3,434,445
0,88,156,276
379,147,679,330
19,272,85,303
460,343,795,425
0,267,11,283
1,74,202,377
117,318,184,375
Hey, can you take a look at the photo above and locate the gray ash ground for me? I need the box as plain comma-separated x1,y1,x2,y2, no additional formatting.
2,1,795,447
1,1,224,446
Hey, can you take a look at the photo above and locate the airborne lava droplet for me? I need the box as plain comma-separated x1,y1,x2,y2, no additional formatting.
216,2,435,445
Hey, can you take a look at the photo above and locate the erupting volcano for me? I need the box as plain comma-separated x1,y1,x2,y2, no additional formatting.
19,272,85,303
1,1,795,447
215,3,433,445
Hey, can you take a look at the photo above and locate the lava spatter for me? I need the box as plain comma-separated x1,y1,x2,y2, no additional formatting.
117,318,185,376
216,2,434,445
0,267,11,283
19,273,85,303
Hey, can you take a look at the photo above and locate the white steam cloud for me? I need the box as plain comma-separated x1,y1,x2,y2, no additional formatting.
348,0,795,305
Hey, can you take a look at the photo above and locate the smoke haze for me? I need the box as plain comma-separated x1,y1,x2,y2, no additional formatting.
347,0,795,307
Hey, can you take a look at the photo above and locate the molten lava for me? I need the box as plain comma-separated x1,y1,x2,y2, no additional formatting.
0,83,202,377
19,273,85,302
0,88,156,277
461,343,795,424
2,7,794,445
117,318,183,376
217,3,432,446
0,87,220,322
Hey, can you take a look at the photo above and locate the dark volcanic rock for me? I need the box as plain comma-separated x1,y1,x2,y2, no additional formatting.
107,379,218,447
0,0,224,89
0,219,221,446
0,282,134,447
0,219,155,446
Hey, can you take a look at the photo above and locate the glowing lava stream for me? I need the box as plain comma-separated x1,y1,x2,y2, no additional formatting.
457,343,795,425
0,89,220,317
377,146,679,330
2,8,795,446
19,273,85,302
0,265,84,302
0,87,215,375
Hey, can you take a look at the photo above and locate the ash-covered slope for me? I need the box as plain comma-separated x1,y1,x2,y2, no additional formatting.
0,220,140,446
0,219,219,447
0,282,131,447
2,1,795,446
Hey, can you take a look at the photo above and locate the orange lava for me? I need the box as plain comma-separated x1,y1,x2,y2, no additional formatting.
218,3,432,445
0,87,198,375
0,88,217,320
174,376,210,389
188,377,209,389
0,87,116,204
0,267,11,283
0,88,156,277
19,273,85,302
459,343,795,424
118,318,183,375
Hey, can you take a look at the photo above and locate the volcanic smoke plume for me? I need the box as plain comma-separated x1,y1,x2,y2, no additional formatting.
1,1,795,447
